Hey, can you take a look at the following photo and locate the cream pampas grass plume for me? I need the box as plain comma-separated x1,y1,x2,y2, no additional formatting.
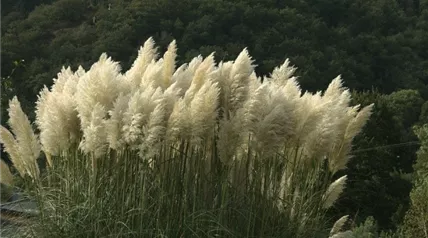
75,53,122,131
0,97,40,179
161,40,177,90
189,79,220,144
125,37,158,89
330,215,349,236
139,58,164,90
139,102,167,158
122,87,164,148
293,91,329,145
105,93,131,150
244,83,296,153
167,63,193,98
185,53,216,104
0,127,23,176
344,103,374,142
75,53,125,156
323,175,347,209
217,109,246,165
166,98,190,141
268,59,298,86
210,61,233,116
0,159,14,186
35,67,81,156
79,103,108,158
228,49,255,114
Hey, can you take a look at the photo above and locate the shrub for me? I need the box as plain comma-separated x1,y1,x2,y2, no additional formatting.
0,38,373,237
399,125,428,238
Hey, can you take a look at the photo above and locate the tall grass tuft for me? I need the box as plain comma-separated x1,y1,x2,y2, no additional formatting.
0,38,373,237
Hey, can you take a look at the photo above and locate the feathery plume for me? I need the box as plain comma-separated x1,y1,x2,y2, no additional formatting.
187,55,204,73
323,175,347,209
35,86,49,134
161,40,177,90
280,77,301,100
139,59,164,90
75,53,122,130
162,85,182,126
0,126,25,177
167,98,191,141
40,92,80,155
105,93,131,150
190,80,220,144
139,102,166,158
344,104,374,141
302,93,342,160
217,109,246,165
328,103,373,174
51,67,74,93
293,92,329,145
244,83,296,153
324,75,345,99
167,63,192,97
125,37,158,88
79,103,108,158
0,159,14,186
330,215,349,236
63,66,83,95
229,48,255,114
9,98,40,178
35,65,82,156
185,53,216,103
210,61,234,116
122,87,163,147
269,59,298,86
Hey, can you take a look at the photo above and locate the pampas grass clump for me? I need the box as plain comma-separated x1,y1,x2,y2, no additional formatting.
0,38,373,238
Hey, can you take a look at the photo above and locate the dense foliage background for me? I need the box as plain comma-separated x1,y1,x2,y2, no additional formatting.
2,0,428,234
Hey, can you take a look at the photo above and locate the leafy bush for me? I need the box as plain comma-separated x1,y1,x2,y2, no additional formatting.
399,125,428,238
